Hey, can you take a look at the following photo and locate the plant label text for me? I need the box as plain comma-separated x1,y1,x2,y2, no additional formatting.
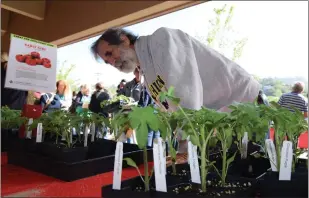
265,139,278,171
91,123,95,142
279,141,293,181
36,123,43,143
84,125,89,147
153,137,167,192
112,142,123,190
188,141,201,184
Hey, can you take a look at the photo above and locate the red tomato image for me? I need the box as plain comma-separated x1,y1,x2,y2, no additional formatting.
35,59,43,65
41,58,50,64
25,58,37,66
16,54,26,62
31,52,40,59
43,62,51,68
24,55,32,60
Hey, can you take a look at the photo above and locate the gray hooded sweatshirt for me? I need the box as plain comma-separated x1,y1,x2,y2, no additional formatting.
134,27,260,112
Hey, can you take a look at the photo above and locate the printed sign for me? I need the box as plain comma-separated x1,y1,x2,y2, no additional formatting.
112,142,123,190
5,34,57,92
279,141,293,181
188,141,201,184
153,138,167,192
265,139,278,171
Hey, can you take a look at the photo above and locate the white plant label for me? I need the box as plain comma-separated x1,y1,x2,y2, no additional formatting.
279,141,293,181
153,137,167,192
70,128,73,144
112,142,123,190
241,132,248,159
265,139,278,171
188,141,201,184
84,125,89,147
26,118,33,139
163,141,167,175
91,123,96,142
61,131,66,141
36,123,43,143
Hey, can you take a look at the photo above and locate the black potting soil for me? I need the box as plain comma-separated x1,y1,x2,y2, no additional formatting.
102,174,256,198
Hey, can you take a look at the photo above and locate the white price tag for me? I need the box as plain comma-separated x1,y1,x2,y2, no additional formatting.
153,138,167,192
91,123,96,142
112,142,123,190
279,141,293,181
36,123,43,143
188,141,201,184
26,118,33,139
241,132,248,159
84,125,89,147
265,139,278,171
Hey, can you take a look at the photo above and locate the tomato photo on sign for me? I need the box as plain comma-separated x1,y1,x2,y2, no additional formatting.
25,58,37,66
35,59,43,65
31,52,40,59
16,54,26,62
41,58,50,64
43,62,51,68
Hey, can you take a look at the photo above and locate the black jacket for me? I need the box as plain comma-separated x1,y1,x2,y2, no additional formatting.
89,90,110,114
118,78,142,102
1,66,28,110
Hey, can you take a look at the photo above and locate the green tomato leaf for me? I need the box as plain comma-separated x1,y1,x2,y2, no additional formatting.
123,157,138,168
190,135,200,146
135,122,149,149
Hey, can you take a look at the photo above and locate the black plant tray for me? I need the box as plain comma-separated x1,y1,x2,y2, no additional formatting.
254,170,308,197
8,138,37,153
7,140,153,181
8,145,153,182
36,142,89,163
102,173,257,198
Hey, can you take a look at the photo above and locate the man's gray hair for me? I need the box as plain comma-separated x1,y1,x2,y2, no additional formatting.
292,81,305,93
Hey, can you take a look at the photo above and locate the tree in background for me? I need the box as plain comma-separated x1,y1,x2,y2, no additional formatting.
196,4,248,61
57,60,80,92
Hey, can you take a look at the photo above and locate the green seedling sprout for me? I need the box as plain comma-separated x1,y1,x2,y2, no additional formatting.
112,105,167,192
1,106,27,130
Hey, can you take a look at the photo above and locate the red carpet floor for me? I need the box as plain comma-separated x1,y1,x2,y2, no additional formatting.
1,152,153,197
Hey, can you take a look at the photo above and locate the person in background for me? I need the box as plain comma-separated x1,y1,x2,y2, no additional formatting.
1,55,28,110
72,91,77,100
74,84,91,114
40,80,72,113
116,79,126,94
119,67,142,101
278,82,308,118
257,90,269,106
1,53,28,152
89,82,110,116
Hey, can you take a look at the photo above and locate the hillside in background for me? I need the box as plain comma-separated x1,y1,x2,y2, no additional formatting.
253,75,308,102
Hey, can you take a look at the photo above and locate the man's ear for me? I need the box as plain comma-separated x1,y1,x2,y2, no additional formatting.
120,34,130,46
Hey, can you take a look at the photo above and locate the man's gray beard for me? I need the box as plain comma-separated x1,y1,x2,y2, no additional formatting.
118,60,137,73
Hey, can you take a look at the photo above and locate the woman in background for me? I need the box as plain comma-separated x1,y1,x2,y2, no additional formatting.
89,82,110,116
40,80,72,113
74,84,91,114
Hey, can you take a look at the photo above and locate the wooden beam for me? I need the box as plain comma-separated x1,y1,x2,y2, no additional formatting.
1,0,45,20
1,8,10,35
52,1,203,47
